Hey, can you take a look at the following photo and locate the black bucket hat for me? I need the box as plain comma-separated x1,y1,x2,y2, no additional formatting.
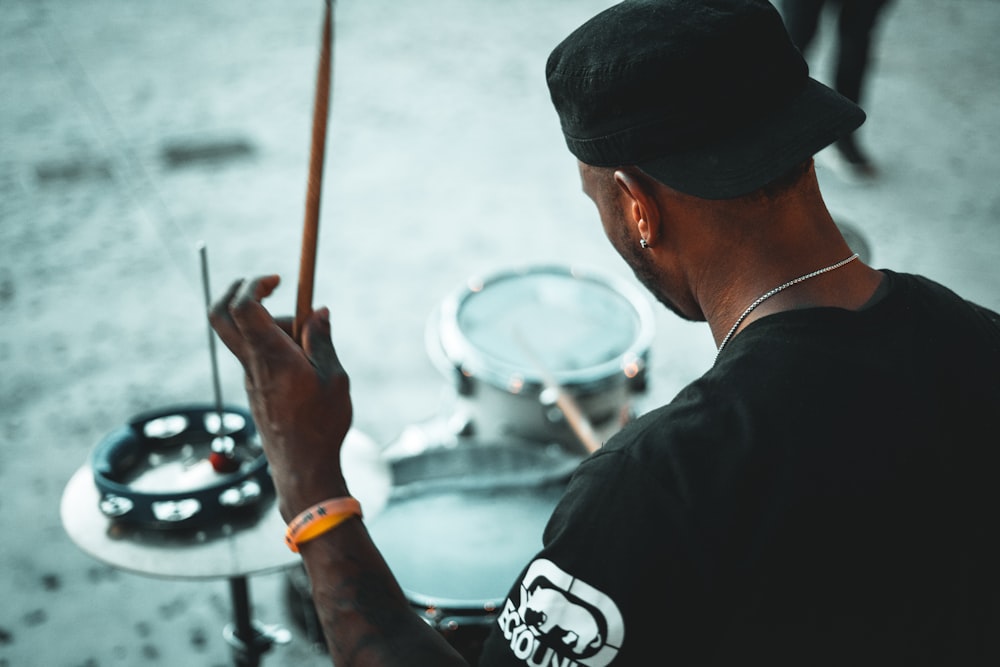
546,0,865,199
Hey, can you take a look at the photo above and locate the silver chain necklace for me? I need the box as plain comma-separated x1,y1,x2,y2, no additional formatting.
715,253,859,361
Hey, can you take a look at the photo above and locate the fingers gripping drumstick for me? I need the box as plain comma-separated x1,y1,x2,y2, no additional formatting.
294,0,334,343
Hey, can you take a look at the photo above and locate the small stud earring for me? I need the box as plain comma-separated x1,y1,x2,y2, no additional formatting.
640,238,649,249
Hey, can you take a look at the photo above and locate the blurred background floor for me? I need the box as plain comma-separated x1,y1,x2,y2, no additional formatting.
2,1,998,665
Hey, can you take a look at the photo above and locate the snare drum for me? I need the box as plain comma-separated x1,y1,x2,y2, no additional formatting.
427,265,655,452
285,440,576,665
371,441,573,664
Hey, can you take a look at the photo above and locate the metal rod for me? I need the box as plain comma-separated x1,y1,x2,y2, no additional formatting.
198,241,225,423
228,576,260,667
293,0,334,343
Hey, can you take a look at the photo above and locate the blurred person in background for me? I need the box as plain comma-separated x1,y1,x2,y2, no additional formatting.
778,0,895,180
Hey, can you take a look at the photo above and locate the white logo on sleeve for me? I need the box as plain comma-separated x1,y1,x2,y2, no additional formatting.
497,558,625,666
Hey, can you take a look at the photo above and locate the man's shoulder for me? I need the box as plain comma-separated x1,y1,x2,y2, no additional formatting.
587,372,750,483
886,270,1000,353
887,270,999,317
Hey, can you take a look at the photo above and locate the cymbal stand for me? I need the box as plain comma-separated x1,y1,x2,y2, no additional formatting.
223,575,292,667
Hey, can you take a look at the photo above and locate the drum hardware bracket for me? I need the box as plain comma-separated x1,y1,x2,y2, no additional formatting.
223,622,292,662
454,365,476,397
223,575,293,667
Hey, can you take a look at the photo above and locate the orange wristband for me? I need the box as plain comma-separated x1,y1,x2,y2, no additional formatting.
284,497,362,553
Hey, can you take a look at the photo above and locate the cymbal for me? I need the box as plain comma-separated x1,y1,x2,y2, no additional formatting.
61,428,391,580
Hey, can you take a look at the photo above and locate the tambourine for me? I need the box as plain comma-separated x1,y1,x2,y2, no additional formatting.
90,404,273,529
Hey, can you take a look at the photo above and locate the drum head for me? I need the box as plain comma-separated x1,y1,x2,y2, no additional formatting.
370,485,563,607
367,442,574,609
433,265,654,391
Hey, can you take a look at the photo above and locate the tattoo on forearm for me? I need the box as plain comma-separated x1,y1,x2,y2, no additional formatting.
309,549,437,665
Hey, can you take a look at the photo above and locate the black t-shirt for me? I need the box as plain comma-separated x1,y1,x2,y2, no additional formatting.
480,271,1000,666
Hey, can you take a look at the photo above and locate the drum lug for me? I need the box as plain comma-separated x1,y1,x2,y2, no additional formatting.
627,369,648,394
538,387,565,426
454,366,475,397
450,414,475,437
624,355,649,394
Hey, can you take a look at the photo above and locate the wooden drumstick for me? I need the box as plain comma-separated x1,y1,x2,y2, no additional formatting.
293,0,334,343
512,328,603,455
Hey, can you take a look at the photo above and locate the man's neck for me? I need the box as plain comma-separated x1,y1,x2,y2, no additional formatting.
706,255,885,350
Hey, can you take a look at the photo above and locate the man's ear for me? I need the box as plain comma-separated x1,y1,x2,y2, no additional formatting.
613,169,660,247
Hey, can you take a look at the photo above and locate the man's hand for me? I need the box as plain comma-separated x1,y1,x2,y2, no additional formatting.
209,274,352,520
209,274,469,666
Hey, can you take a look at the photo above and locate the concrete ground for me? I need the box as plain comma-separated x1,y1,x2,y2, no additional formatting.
1,0,998,665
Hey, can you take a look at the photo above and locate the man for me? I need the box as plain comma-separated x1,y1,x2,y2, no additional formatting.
211,1,1000,665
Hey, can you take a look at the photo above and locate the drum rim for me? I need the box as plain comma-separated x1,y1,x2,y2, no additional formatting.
428,264,655,391
405,588,506,616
